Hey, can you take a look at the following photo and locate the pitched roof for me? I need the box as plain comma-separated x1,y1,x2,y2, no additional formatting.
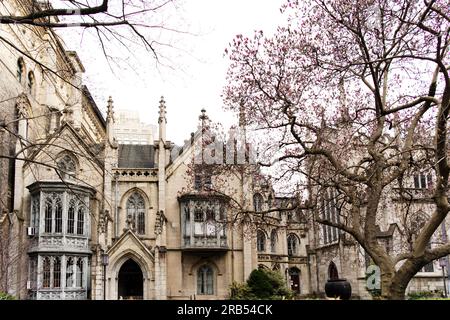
118,144,155,168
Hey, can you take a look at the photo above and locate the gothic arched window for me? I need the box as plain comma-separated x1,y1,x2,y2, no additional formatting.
31,195,40,230
53,257,61,288
42,257,51,288
270,229,278,253
257,230,266,252
54,197,63,233
126,192,145,234
28,71,35,96
77,206,85,235
57,154,77,180
76,259,84,287
67,199,75,234
328,261,339,280
253,193,264,212
44,193,63,234
66,257,74,288
197,265,214,295
17,58,25,83
321,189,339,244
44,197,53,233
287,234,299,256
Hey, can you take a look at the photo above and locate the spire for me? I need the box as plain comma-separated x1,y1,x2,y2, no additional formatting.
159,96,167,124
199,108,209,127
106,96,116,146
106,96,114,122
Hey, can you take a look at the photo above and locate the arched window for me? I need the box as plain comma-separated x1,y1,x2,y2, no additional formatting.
267,195,273,208
253,193,264,212
27,71,35,96
42,257,51,288
328,261,339,280
54,197,62,233
76,258,84,287
67,199,75,234
44,194,62,234
31,195,40,230
66,257,74,287
77,206,85,235
53,257,61,288
17,58,24,82
287,234,299,256
322,189,339,244
44,197,53,233
126,192,145,234
270,229,278,253
197,265,214,295
57,154,77,180
257,230,266,252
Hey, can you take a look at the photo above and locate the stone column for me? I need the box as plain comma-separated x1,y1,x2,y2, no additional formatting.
13,95,28,212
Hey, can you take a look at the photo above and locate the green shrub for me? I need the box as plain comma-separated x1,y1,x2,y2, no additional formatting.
0,292,15,300
407,290,440,300
229,281,256,300
229,268,293,300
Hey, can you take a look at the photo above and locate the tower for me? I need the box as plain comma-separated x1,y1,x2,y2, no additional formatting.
155,96,168,299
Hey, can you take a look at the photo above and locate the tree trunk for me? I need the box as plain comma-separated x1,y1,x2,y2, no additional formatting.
381,271,409,300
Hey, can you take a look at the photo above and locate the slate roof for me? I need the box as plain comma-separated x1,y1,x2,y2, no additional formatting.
118,144,155,168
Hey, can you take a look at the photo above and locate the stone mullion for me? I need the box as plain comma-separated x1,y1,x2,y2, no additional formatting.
61,255,66,297
50,257,54,289
189,201,194,245
86,196,90,238
39,191,44,235
37,255,42,292
74,257,78,288
62,192,67,237
215,202,220,246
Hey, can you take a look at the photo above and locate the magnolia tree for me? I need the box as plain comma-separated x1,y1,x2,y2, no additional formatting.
224,0,449,299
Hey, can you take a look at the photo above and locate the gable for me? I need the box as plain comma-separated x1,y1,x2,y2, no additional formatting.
25,122,104,173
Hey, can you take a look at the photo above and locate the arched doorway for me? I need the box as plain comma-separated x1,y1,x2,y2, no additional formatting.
288,267,301,294
118,259,143,300
328,261,339,280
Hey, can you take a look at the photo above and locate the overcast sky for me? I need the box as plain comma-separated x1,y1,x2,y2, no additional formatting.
59,0,285,145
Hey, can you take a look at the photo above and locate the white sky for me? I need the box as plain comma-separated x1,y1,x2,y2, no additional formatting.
59,0,286,145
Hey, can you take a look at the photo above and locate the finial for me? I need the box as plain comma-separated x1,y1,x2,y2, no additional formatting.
159,96,167,123
106,96,114,121
199,108,208,121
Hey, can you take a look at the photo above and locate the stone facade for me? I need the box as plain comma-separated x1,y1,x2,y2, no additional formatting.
1,1,448,300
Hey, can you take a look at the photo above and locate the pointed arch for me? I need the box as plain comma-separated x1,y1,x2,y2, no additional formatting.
253,193,264,212
328,261,339,280
257,229,267,252
56,151,79,180
113,250,151,280
270,229,278,253
120,188,150,235
287,233,300,256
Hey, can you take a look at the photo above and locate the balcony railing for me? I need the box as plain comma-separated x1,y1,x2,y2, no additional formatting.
257,253,307,264
32,289,87,300
392,187,434,201
182,236,228,251
28,235,90,253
